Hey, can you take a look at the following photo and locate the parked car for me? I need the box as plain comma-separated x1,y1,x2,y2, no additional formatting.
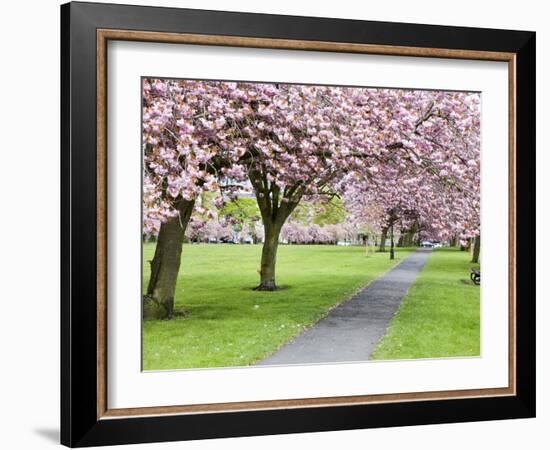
337,241,352,246
420,241,434,248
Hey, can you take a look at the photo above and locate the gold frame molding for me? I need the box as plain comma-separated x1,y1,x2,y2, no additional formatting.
96,29,516,420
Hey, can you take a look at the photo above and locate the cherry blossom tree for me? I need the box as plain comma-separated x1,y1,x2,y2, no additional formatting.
230,86,480,289
142,79,243,317
341,90,480,257
143,77,481,315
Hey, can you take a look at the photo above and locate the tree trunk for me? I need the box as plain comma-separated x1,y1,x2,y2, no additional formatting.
405,223,417,247
471,235,480,263
378,227,388,252
255,223,282,291
144,199,195,319
248,169,303,291
397,230,405,248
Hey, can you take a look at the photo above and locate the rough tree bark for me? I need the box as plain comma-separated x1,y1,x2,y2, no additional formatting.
397,229,406,248
471,234,480,263
398,223,416,247
144,199,195,319
406,223,417,246
249,170,302,291
256,222,283,290
378,226,388,252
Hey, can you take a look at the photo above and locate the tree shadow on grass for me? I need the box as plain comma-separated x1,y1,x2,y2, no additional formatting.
241,284,291,292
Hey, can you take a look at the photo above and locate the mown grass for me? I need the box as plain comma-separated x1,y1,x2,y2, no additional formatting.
370,248,480,360
142,243,413,370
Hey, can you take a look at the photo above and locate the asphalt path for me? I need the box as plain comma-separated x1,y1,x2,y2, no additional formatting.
256,249,431,366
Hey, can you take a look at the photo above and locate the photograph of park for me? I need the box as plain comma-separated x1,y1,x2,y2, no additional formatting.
141,78,481,371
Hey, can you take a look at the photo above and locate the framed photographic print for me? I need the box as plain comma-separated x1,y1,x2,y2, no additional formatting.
61,1,536,447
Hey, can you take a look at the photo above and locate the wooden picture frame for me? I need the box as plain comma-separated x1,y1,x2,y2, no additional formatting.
61,1,535,447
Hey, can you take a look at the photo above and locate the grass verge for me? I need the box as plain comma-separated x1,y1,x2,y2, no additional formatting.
143,243,413,370
370,247,480,360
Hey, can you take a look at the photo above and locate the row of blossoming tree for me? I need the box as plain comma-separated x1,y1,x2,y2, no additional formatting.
142,78,480,318
180,201,364,245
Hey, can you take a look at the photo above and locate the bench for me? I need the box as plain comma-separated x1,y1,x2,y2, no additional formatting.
470,268,480,285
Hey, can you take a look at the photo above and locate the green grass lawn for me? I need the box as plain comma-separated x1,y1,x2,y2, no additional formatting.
142,243,413,370
370,248,480,360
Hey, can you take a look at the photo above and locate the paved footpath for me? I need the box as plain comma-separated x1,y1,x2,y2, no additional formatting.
256,249,431,366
